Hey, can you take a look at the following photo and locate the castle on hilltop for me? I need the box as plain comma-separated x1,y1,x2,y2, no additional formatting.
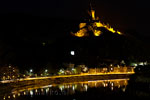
71,4,122,37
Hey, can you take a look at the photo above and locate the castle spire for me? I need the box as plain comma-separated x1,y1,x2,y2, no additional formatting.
89,1,95,20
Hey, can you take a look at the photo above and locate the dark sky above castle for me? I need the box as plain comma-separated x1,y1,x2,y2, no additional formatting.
0,0,149,35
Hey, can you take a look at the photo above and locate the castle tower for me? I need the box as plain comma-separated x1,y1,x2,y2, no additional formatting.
89,3,95,20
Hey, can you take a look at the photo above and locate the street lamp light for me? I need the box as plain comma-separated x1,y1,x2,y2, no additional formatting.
70,51,75,56
45,69,48,73
30,69,33,73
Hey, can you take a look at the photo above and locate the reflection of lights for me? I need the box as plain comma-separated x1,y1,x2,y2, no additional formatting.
46,88,49,93
103,83,106,87
122,88,126,92
13,94,16,98
30,90,33,96
138,68,140,70
72,85,75,91
8,96,10,99
105,83,108,87
118,85,120,88
3,96,5,100
35,89,38,93
6,78,129,97
95,82,97,87
24,92,26,95
84,84,88,91
125,80,128,85
59,85,63,91
18,93,20,96
41,89,44,92
111,83,114,86
111,87,114,91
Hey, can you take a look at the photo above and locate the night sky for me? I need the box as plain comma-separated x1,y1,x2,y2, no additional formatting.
0,0,149,35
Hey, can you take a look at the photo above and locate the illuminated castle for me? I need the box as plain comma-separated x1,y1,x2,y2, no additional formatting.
71,4,122,37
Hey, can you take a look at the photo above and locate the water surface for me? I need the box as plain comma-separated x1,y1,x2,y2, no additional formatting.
2,78,130,100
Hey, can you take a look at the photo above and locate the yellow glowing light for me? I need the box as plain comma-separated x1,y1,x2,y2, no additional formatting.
13,94,16,98
117,31,122,35
96,22,103,27
111,87,114,91
91,10,95,20
41,88,44,92
30,90,33,96
79,23,86,28
24,92,26,95
8,96,10,99
18,93,20,96
74,28,87,37
104,25,116,33
94,30,102,36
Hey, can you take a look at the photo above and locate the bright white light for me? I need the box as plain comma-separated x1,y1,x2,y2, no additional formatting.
30,69,33,72
82,67,88,72
84,84,88,91
144,62,147,65
72,68,75,71
72,85,75,91
117,65,120,68
134,64,138,67
111,68,113,71
139,62,144,66
30,90,33,97
45,69,48,73
70,51,75,56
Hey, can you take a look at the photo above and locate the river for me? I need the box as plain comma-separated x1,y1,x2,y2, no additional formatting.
2,78,132,100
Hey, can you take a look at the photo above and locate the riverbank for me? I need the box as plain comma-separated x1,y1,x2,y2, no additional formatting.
0,74,132,96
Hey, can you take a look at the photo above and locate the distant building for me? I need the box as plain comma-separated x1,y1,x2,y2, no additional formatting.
0,65,20,80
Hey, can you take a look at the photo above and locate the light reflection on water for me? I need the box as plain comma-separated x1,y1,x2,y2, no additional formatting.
3,78,129,100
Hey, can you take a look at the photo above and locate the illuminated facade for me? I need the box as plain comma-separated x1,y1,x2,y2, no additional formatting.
71,5,122,37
